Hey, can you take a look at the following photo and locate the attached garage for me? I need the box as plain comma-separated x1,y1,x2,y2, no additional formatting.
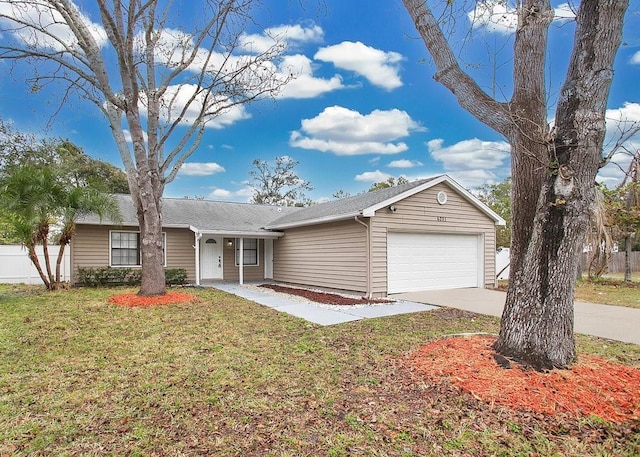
387,232,482,294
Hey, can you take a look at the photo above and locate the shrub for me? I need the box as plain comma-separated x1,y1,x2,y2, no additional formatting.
76,267,187,287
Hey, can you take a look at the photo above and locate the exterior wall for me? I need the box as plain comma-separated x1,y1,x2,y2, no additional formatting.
370,182,497,296
222,237,266,281
273,220,368,294
70,225,196,284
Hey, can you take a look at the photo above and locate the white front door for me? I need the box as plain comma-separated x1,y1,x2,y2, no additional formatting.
201,237,223,279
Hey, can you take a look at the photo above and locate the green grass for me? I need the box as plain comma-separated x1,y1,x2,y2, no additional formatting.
1,284,638,456
574,277,640,309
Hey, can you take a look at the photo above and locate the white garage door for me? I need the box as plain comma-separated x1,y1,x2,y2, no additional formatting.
387,233,481,293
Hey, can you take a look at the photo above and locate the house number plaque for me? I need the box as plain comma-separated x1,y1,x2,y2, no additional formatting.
437,216,447,222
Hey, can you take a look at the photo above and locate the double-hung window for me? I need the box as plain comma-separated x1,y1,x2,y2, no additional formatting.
110,231,166,267
235,238,258,266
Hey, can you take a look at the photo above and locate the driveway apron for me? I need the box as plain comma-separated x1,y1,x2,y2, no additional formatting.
393,288,640,345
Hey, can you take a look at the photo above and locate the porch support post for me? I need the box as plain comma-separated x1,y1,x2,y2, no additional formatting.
239,237,244,285
192,229,202,286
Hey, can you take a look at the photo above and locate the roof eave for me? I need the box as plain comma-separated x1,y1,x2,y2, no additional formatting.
265,211,362,230
362,174,506,225
189,227,284,238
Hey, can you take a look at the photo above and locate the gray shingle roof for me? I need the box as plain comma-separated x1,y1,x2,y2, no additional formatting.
77,174,505,234
78,194,302,233
266,177,438,228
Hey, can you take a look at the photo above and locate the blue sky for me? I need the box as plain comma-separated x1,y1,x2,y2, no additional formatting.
1,1,639,202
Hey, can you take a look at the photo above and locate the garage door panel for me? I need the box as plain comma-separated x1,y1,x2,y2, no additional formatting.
387,233,480,293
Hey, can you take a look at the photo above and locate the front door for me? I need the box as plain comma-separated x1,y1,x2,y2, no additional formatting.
201,237,223,280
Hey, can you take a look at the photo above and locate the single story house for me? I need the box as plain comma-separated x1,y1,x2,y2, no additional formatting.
71,175,505,297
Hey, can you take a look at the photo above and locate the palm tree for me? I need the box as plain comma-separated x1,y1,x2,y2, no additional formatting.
55,187,121,286
0,165,121,290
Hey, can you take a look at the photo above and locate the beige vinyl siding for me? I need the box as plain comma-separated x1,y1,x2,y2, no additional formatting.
370,182,497,295
164,228,196,281
71,225,111,280
222,237,266,281
274,220,368,294
70,225,196,284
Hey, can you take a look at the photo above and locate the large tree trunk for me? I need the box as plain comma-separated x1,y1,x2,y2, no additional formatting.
495,0,628,369
132,163,166,297
403,0,628,369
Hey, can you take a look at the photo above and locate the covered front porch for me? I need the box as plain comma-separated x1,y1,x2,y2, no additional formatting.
190,226,283,286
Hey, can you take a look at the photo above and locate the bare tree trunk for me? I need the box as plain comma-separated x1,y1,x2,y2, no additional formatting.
495,0,628,369
403,0,628,369
133,172,166,296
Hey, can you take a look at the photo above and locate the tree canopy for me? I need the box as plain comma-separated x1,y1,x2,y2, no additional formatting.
0,120,129,194
0,0,293,295
476,178,512,249
0,163,120,289
249,156,313,206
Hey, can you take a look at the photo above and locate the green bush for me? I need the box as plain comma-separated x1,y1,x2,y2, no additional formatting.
76,267,187,287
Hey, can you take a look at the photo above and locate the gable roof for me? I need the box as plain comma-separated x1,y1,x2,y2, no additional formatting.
265,174,505,229
77,194,302,236
77,175,504,234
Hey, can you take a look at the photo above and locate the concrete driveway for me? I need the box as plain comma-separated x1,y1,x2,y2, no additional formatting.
392,288,640,345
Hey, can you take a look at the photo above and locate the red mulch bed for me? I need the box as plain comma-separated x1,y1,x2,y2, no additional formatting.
407,335,640,423
108,291,197,307
259,284,392,305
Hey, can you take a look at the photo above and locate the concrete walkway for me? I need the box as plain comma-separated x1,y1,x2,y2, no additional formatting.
393,288,640,345
211,283,437,326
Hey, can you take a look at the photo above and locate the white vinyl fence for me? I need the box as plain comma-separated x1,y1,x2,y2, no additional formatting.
0,245,70,285
496,248,510,280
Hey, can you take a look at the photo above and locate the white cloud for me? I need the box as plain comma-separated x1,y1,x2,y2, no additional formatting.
277,54,346,99
388,159,423,168
428,138,510,171
123,129,148,144
355,170,392,182
447,169,503,189
290,106,424,156
554,3,577,22
631,51,640,65
240,24,324,54
604,102,640,138
143,84,251,128
0,1,108,52
428,138,510,187
598,102,640,185
315,41,403,90
208,186,254,202
179,162,225,176
468,2,577,35
468,1,518,35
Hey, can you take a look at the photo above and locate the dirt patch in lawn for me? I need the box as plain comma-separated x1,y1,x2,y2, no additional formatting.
259,283,393,306
407,334,640,423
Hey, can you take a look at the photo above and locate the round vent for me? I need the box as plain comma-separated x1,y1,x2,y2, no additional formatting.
437,191,448,205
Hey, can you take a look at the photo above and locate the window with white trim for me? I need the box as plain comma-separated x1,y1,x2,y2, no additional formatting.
110,231,166,267
235,238,258,266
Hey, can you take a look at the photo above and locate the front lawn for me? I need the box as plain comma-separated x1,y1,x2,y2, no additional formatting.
574,278,640,309
1,285,638,456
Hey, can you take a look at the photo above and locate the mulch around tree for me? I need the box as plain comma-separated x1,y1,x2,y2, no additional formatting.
259,283,393,305
406,334,640,423
108,291,198,307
